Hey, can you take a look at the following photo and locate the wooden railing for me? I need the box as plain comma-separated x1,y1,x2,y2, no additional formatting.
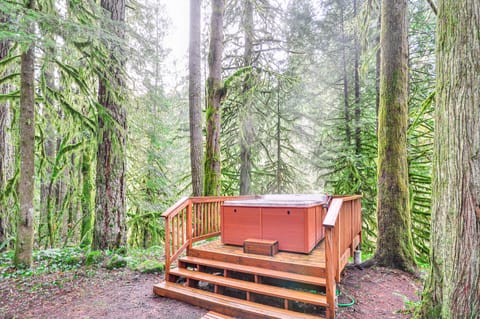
323,195,362,319
162,196,257,277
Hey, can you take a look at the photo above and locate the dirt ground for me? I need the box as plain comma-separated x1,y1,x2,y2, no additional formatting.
337,266,422,319
0,266,421,319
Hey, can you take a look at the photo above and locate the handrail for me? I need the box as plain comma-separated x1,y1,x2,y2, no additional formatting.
323,198,343,228
161,195,258,279
323,195,362,319
162,196,189,218
324,195,362,228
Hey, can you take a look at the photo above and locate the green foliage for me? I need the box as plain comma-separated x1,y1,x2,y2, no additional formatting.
136,259,165,274
125,245,164,271
103,254,127,270
0,248,85,278
84,250,104,266
406,1,436,264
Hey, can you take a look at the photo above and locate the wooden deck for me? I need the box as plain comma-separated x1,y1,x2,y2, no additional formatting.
194,239,326,266
154,195,362,319
190,238,326,277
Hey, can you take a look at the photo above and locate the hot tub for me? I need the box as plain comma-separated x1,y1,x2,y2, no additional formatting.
221,194,329,253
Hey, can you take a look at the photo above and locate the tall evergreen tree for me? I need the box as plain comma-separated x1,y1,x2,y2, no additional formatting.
94,0,127,249
239,0,254,195
374,0,416,272
14,0,36,267
203,0,225,196
419,1,480,317
189,0,203,196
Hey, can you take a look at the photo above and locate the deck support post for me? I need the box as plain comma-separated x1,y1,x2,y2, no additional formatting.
165,216,171,279
324,227,336,319
354,249,362,265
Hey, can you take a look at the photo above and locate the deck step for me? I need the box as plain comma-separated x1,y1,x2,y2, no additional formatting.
188,245,326,277
154,281,325,319
201,311,235,319
170,268,327,307
180,256,326,287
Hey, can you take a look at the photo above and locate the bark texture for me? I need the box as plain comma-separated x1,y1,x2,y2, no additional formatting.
189,0,204,196
0,17,13,249
374,0,416,272
14,0,36,267
239,0,254,195
94,0,127,249
203,0,224,196
419,1,480,317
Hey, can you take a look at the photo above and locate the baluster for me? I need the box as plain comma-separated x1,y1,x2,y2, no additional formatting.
165,217,171,274
181,208,185,246
193,203,198,238
171,217,176,254
209,202,213,234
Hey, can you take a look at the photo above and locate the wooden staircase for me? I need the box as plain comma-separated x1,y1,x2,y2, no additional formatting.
154,248,328,318
154,195,362,319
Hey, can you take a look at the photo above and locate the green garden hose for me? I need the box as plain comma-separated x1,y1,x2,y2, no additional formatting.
336,289,355,307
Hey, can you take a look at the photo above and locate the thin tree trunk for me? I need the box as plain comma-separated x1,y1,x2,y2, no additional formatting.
419,1,480,317
374,0,416,272
0,15,13,250
14,0,36,267
340,7,351,146
239,0,254,195
276,82,281,193
203,0,224,196
80,147,94,247
353,0,361,154
94,0,127,250
189,0,204,196
38,122,54,247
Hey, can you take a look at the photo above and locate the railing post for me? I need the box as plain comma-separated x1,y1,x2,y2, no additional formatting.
187,200,192,249
164,216,170,278
325,227,336,319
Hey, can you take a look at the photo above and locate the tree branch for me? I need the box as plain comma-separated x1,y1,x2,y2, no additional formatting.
426,0,438,15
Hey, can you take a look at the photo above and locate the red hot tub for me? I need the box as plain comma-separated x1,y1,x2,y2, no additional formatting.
221,194,328,254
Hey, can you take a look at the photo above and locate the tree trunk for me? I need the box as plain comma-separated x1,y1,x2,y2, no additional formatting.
80,147,94,247
239,0,254,195
189,0,204,196
275,83,281,193
419,1,480,317
374,0,416,272
375,11,380,131
0,15,13,250
203,0,224,196
353,0,361,154
14,0,35,267
340,7,351,146
94,0,127,250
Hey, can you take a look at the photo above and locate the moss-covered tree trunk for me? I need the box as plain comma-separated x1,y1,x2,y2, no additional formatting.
0,14,13,250
239,0,254,195
419,1,480,317
80,147,94,247
14,0,35,267
189,0,203,196
374,0,416,272
203,0,224,196
93,0,127,250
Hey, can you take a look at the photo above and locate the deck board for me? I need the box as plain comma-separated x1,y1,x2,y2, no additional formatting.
192,238,326,267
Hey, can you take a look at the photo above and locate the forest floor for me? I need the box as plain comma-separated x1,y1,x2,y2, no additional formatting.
0,264,422,319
